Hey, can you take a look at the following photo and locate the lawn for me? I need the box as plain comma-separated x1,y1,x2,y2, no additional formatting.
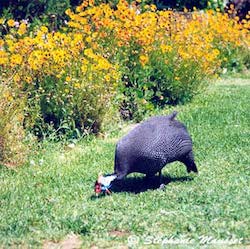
1,76,250,248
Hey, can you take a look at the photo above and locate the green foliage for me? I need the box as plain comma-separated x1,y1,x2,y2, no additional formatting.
144,48,205,105
118,43,206,121
0,77,28,165
24,72,118,139
218,46,250,73
0,0,71,31
155,0,208,10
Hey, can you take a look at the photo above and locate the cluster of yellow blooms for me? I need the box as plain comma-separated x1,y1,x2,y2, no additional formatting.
0,24,119,87
0,1,249,84
66,0,249,72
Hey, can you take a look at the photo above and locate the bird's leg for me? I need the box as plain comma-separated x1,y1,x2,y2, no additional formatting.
158,170,162,180
180,151,198,174
105,188,112,195
158,170,165,190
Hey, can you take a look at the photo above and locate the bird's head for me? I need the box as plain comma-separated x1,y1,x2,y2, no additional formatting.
94,173,116,196
94,174,103,196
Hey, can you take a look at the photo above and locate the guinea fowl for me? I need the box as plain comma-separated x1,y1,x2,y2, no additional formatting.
95,111,198,195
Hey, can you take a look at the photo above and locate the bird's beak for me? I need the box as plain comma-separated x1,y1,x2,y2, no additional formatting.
94,181,102,196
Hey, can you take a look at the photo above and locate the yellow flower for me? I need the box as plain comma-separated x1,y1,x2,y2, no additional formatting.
17,23,27,36
86,36,92,43
0,39,4,47
13,74,20,83
104,75,110,81
10,54,23,65
65,8,72,16
8,95,14,102
0,51,8,65
0,0,248,110
150,4,157,12
6,93,14,102
74,83,81,88
25,76,32,84
76,6,82,13
160,44,172,53
40,26,48,33
213,49,220,56
81,64,87,73
81,58,88,65
84,48,96,59
234,16,240,21
7,19,15,27
139,54,149,66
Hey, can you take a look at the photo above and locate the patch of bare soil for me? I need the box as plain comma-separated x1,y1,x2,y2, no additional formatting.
43,234,82,249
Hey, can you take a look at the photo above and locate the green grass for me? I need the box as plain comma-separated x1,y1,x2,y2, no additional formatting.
1,77,250,248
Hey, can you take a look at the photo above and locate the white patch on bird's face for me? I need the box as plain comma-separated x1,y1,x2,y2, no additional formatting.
98,175,117,187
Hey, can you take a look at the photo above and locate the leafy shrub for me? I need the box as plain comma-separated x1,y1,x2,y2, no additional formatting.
0,0,72,31
203,8,250,72
70,2,247,119
0,20,119,138
0,77,27,166
117,39,214,119
141,48,206,104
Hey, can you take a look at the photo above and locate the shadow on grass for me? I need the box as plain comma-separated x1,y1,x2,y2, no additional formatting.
111,175,194,194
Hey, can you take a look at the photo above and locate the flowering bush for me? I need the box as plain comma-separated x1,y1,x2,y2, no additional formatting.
65,1,249,118
0,18,120,138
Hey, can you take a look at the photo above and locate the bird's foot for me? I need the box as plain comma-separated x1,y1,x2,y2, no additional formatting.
159,183,165,190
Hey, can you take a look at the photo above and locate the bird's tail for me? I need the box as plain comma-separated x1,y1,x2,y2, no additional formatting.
168,111,178,120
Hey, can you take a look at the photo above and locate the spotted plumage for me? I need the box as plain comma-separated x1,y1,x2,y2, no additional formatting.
114,111,197,180
94,111,198,194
